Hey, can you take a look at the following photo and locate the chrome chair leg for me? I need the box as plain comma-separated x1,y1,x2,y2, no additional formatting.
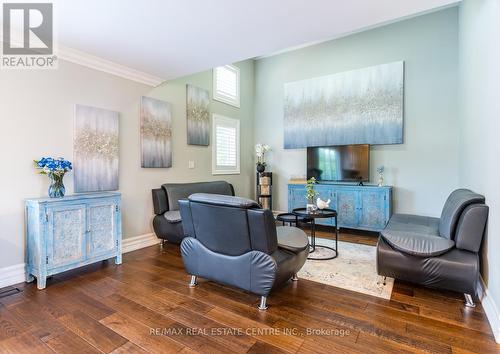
292,273,299,281
464,293,476,308
258,296,268,310
189,275,197,288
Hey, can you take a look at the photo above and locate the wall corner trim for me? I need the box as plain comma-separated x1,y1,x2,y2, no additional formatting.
0,233,161,290
58,46,165,87
478,276,500,343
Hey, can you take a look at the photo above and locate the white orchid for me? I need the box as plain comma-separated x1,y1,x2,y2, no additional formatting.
255,143,271,164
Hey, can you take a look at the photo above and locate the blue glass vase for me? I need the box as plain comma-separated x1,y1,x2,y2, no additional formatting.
48,174,66,198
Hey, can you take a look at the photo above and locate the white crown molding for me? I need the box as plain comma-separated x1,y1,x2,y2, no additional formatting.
0,28,164,86
477,277,500,343
58,46,165,87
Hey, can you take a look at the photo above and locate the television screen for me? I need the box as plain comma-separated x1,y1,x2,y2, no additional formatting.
307,145,369,182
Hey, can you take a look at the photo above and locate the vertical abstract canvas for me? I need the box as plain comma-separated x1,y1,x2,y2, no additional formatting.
186,84,210,146
284,61,404,149
74,104,119,192
140,96,172,168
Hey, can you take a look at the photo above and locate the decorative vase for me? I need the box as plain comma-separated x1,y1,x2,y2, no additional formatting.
48,174,66,198
306,197,317,213
378,173,384,187
256,163,266,173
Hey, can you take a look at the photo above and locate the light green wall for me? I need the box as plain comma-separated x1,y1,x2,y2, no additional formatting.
459,0,500,339
254,8,460,216
0,59,254,269
126,60,255,239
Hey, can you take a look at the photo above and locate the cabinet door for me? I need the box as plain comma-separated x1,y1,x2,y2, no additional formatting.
87,202,118,258
358,190,388,230
335,189,359,228
288,186,307,211
46,204,87,269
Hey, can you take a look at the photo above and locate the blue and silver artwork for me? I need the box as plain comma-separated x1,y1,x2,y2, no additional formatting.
284,61,404,149
141,96,172,168
186,84,210,146
74,104,119,192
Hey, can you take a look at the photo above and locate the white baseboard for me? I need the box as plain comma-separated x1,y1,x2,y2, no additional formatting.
477,277,500,343
122,233,161,254
0,263,25,289
0,233,161,290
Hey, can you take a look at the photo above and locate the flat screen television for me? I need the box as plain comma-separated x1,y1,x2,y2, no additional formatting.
307,145,370,183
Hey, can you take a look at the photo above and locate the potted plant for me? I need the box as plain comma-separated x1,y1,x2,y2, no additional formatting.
305,177,318,212
255,143,270,173
34,157,72,198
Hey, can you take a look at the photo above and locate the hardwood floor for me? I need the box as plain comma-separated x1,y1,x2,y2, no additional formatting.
0,233,498,354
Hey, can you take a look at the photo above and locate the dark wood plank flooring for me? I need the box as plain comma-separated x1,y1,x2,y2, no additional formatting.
0,231,498,353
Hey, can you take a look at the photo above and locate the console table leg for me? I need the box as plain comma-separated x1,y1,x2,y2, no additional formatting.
25,273,34,283
115,254,122,265
37,276,47,290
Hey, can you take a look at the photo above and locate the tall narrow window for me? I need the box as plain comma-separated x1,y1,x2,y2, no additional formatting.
213,65,240,107
212,114,240,175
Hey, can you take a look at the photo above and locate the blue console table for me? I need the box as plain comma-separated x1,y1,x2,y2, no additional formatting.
25,192,122,289
288,183,392,231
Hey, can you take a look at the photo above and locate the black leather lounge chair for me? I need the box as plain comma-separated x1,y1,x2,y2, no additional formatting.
179,193,309,310
151,181,234,244
377,189,489,307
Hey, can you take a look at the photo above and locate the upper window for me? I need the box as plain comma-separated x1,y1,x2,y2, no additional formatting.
212,114,240,175
213,64,240,108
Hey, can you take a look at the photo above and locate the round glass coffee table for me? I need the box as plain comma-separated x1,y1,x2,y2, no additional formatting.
292,208,338,260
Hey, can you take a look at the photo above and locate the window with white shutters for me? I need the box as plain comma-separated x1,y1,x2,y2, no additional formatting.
212,114,240,175
213,65,240,107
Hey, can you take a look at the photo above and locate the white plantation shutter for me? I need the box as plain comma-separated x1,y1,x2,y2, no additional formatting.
213,65,240,107
212,114,240,174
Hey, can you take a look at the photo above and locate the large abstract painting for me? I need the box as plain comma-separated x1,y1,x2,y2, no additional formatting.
140,96,172,168
186,84,210,146
74,104,119,192
284,61,404,149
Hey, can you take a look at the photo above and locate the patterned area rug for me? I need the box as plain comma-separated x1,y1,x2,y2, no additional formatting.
298,238,394,299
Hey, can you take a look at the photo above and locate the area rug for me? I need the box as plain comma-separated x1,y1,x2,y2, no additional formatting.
297,239,394,299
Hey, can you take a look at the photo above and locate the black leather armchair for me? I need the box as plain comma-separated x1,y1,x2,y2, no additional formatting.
377,189,489,307
179,193,309,310
152,181,234,244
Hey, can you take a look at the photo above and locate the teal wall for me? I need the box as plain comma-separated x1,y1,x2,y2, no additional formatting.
459,0,500,340
254,8,459,216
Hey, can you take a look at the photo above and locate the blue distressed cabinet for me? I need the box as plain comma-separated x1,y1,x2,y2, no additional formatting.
288,184,392,231
25,192,122,289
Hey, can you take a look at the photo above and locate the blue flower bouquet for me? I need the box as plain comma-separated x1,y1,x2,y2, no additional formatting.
34,157,73,198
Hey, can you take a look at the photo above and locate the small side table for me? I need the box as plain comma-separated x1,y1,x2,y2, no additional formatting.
276,213,312,227
292,208,338,260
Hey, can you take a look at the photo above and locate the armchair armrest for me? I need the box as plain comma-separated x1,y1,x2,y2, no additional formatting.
152,188,168,215
276,226,309,254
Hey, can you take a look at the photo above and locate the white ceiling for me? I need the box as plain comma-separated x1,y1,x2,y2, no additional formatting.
50,0,459,80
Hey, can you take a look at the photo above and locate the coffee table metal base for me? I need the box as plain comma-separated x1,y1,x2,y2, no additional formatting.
307,215,338,261
308,244,338,261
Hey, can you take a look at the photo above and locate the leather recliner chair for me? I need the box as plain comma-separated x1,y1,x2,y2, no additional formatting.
179,193,309,310
377,189,489,307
